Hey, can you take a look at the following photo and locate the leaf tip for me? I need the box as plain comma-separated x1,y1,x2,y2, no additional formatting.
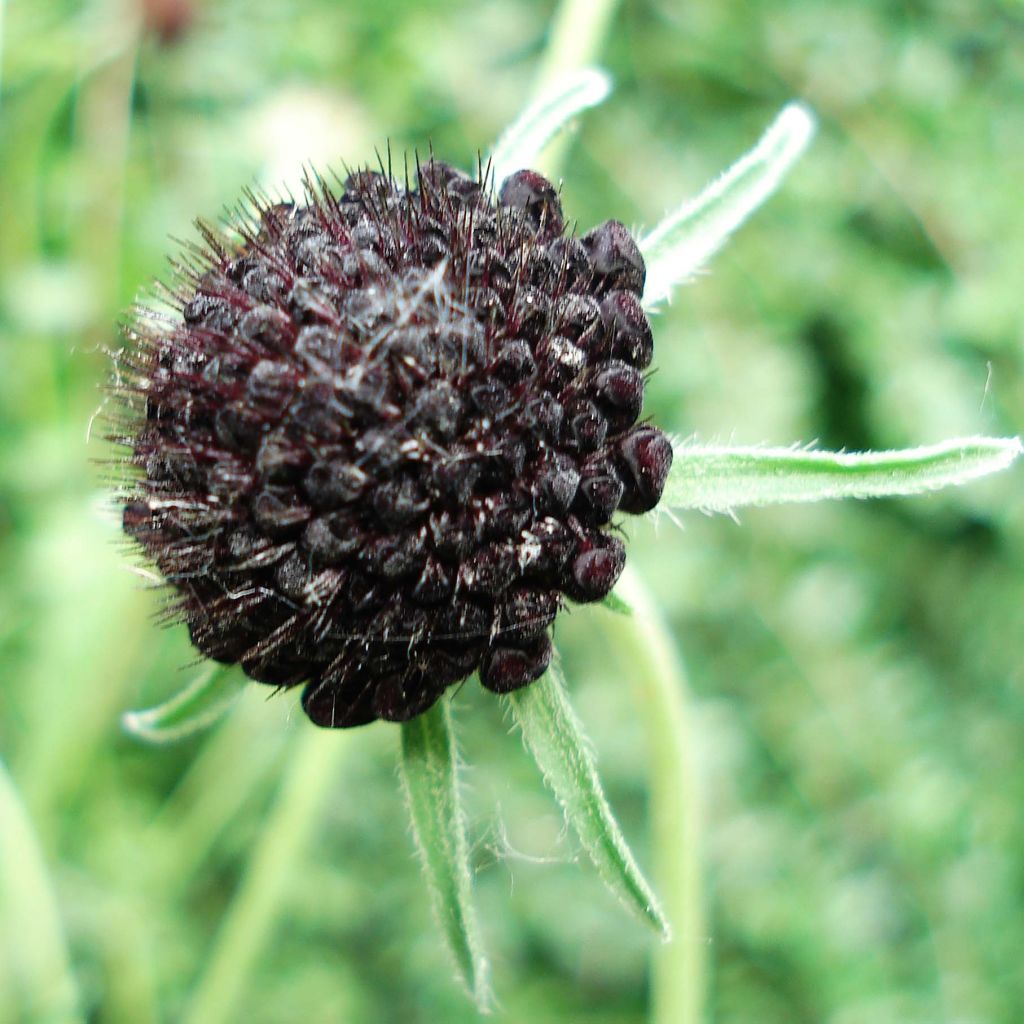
771,101,817,159
572,65,613,107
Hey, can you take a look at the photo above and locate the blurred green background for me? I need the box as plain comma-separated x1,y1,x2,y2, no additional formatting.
2,0,1023,1021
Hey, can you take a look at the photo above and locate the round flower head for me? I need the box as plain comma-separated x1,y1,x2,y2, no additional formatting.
116,159,673,727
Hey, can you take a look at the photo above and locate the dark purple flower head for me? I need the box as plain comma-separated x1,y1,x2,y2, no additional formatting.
115,159,672,727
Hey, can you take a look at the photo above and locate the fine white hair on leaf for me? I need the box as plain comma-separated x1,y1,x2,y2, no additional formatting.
487,67,612,188
640,102,816,310
662,436,1023,515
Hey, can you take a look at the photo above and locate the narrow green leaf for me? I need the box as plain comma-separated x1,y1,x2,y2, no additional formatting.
400,701,490,1010
600,589,634,616
664,436,1023,514
0,758,82,1024
488,67,611,187
507,663,669,937
640,103,815,308
121,663,246,744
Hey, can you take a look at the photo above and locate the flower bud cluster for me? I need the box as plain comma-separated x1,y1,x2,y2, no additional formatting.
118,160,672,726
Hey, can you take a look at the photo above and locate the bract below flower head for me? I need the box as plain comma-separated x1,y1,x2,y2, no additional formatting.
115,159,673,727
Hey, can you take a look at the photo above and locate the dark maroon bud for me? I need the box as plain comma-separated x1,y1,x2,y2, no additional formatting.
189,618,247,664
525,247,556,288
582,220,646,294
616,426,674,513
496,440,528,480
512,288,551,341
225,527,274,565
459,541,518,596
601,290,654,369
302,679,378,729
547,237,592,290
497,588,558,641
376,671,451,721
115,155,667,727
429,510,476,561
252,490,310,536
353,428,404,470
183,293,232,329
423,646,481,686
432,456,482,503
256,433,307,483
524,516,575,572
553,294,602,344
348,571,384,612
349,215,381,250
373,478,428,528
491,340,536,383
208,459,256,499
227,257,257,284
145,449,201,488
470,379,512,415
498,170,564,236
241,267,288,304
566,399,608,452
238,306,292,352
341,247,390,284
521,394,564,440
288,279,339,325
291,234,333,275
244,652,309,687
245,359,294,408
483,496,530,540
413,381,464,439
412,557,454,605
290,385,346,442
534,452,581,512
303,517,359,566
274,552,313,601
479,634,553,693
388,326,431,372
294,325,345,367
303,460,365,508
590,360,644,428
362,531,427,579
418,220,450,265
436,600,491,641
567,534,626,602
576,466,625,525
122,500,153,535
469,286,507,329
419,160,481,202
535,334,585,390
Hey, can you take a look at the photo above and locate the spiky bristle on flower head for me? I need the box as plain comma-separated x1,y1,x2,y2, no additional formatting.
113,158,673,727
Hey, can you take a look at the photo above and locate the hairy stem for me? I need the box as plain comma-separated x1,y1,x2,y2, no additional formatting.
530,0,622,179
0,757,81,1024
183,724,352,1024
607,566,705,1024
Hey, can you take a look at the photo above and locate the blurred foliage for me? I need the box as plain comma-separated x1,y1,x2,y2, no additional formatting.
1,0,1023,1021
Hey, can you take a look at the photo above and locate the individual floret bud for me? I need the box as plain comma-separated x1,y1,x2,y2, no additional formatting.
499,170,565,237
616,426,674,514
601,290,654,368
582,220,646,295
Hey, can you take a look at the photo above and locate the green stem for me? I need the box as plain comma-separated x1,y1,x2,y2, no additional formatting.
0,757,82,1024
531,0,622,179
608,566,705,1024
183,724,352,1024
